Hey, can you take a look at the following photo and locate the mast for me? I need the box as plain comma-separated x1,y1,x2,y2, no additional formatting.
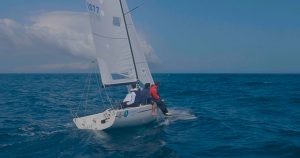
119,0,139,81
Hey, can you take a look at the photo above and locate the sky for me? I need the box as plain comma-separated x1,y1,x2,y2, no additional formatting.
0,0,300,73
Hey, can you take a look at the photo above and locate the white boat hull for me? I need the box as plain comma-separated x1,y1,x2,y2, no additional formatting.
73,104,156,130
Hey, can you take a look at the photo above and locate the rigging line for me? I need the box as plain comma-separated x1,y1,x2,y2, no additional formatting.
80,61,92,114
65,80,76,118
90,70,102,109
99,72,113,108
78,74,86,112
124,0,148,15
104,86,113,108
93,64,103,102
93,62,109,109
106,86,115,108
63,77,75,118
76,61,93,117
92,32,127,40
84,71,92,113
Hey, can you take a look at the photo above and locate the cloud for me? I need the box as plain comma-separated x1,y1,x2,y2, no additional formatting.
0,11,95,59
0,11,158,72
29,11,95,59
14,62,91,73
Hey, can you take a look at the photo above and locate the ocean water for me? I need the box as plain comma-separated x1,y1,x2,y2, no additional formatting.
1,73,300,158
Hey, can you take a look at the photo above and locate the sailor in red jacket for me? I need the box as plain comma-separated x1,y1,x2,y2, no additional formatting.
150,81,171,116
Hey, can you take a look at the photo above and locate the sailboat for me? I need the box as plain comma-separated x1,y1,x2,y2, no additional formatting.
73,0,157,130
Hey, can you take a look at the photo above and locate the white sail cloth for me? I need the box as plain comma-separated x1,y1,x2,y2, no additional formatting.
86,0,154,86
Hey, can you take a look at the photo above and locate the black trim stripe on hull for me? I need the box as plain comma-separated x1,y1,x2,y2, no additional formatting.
138,108,152,113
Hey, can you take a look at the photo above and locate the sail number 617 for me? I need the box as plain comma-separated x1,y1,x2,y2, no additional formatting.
87,3,100,14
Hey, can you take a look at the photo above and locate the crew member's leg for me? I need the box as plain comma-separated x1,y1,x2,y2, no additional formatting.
151,101,157,115
156,100,168,114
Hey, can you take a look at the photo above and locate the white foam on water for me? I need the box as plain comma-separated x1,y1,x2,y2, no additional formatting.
168,108,197,122
159,140,167,146
92,130,111,141
1,143,13,148
19,126,35,132
18,132,35,137
156,118,170,127
134,135,142,139
18,126,36,137
38,129,65,136
155,108,197,127
64,123,73,128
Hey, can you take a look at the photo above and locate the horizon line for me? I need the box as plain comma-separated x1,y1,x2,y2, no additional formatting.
1,72,300,75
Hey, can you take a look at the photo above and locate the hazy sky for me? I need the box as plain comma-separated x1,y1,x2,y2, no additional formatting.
0,0,300,73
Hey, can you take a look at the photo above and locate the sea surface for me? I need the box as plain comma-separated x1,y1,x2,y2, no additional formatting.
1,74,300,158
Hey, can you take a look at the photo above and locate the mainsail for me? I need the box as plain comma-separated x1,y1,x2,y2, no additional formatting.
86,0,154,86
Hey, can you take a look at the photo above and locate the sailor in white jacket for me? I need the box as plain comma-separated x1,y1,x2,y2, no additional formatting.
121,84,139,108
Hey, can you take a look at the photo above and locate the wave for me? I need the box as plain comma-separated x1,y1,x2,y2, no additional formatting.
156,108,197,127
195,141,300,157
169,89,220,97
168,108,197,121
245,81,273,86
